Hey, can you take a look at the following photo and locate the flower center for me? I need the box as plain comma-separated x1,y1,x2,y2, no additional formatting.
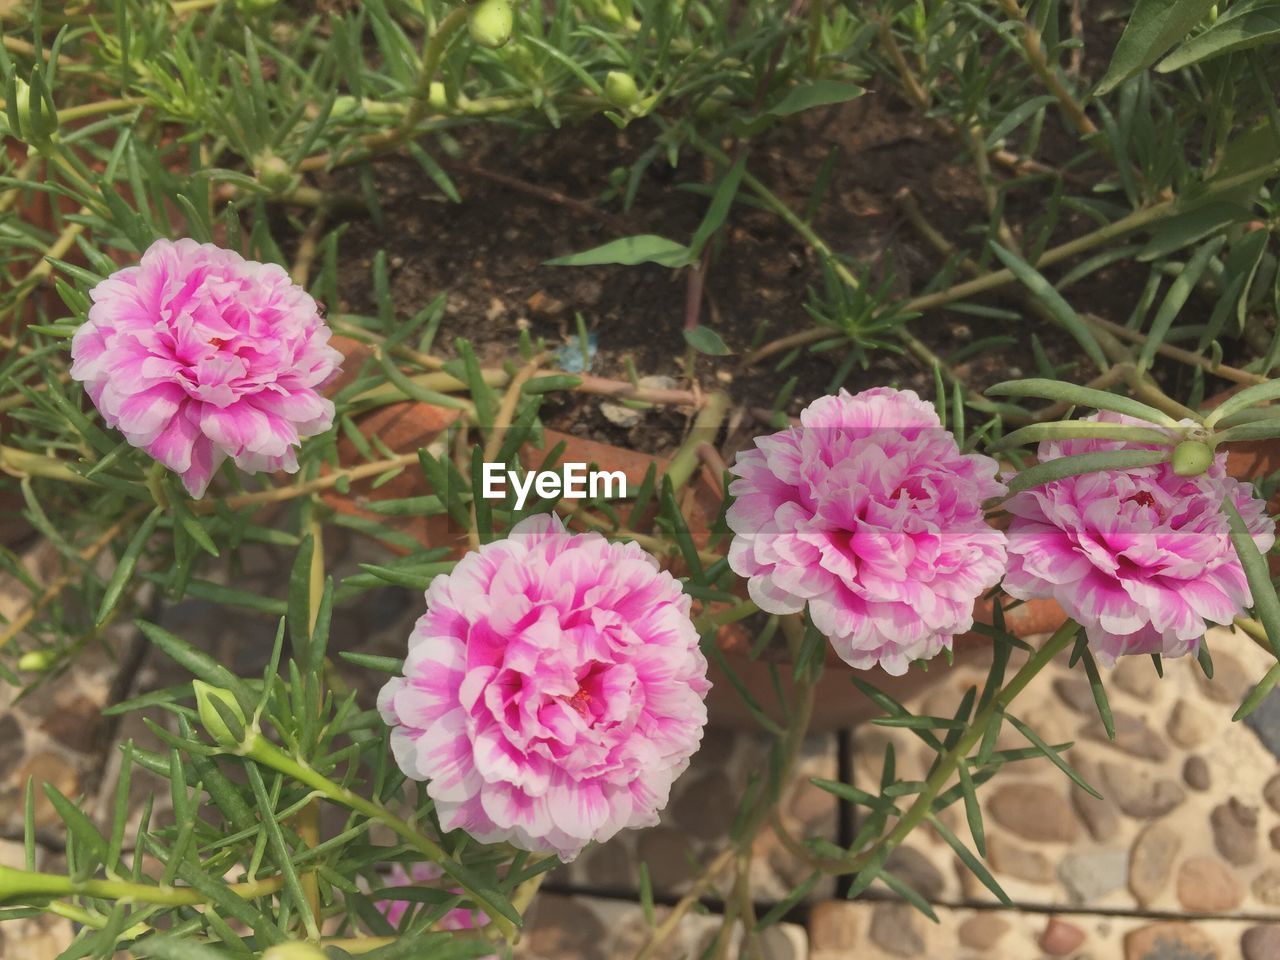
564,687,592,715
208,337,227,349
1123,491,1156,509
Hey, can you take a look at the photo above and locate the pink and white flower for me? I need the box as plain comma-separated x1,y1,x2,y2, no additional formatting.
726,387,1008,675
69,238,342,497
378,513,710,862
1005,411,1275,664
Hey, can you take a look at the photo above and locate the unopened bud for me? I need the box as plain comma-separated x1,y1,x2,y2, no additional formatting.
193,680,247,748
331,95,362,120
468,0,514,49
604,71,640,109
17,649,56,673
1171,439,1213,477
428,81,448,111
261,943,329,960
254,153,296,194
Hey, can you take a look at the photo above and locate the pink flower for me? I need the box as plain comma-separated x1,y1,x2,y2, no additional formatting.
378,514,710,861
69,238,342,498
726,388,1008,675
375,861,489,935
1005,411,1275,664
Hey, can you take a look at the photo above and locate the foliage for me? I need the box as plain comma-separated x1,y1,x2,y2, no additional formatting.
1,0,1279,957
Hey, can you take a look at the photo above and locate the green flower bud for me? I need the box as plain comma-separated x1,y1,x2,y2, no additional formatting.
17,649,57,673
254,152,296,194
261,943,329,960
604,71,641,109
331,95,363,120
468,0,514,49
193,680,248,748
1171,439,1213,477
428,81,448,112
10,78,40,141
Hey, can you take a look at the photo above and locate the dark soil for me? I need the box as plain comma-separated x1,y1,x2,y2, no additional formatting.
322,90,1216,457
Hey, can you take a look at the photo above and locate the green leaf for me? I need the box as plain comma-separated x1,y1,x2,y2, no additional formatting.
688,153,747,258
136,620,252,705
1159,0,1280,71
984,95,1057,148
96,507,162,626
1096,0,1218,94
1138,235,1226,373
1006,449,1170,495
877,868,939,921
44,784,108,874
765,79,865,117
987,378,1181,425
1206,380,1280,427
545,234,690,267
1234,660,1280,722
1080,646,1117,741
988,243,1108,371
990,420,1176,452
929,813,1011,906
1223,496,1280,658
1006,713,1103,798
1137,202,1250,261
683,325,731,355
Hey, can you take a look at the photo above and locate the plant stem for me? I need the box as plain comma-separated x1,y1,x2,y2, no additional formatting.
996,0,1097,139
0,864,282,906
242,736,517,940
664,390,730,493
633,846,736,960
819,620,1078,876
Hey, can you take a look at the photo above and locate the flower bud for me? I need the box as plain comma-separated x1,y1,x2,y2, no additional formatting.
468,0,514,49
604,71,640,109
428,81,448,111
9,78,53,143
1171,439,1213,477
331,95,363,120
254,152,296,194
261,943,329,960
17,649,56,673
193,680,247,748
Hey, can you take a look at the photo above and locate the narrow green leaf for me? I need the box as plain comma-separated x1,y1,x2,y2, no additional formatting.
988,244,1108,371
1223,496,1280,657
96,507,162,626
987,378,1180,426
929,814,1011,906
1006,713,1102,798
1006,449,1170,495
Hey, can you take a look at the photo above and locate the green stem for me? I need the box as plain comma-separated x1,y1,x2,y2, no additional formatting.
823,619,1078,876
367,6,470,151
0,865,282,906
242,736,517,939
